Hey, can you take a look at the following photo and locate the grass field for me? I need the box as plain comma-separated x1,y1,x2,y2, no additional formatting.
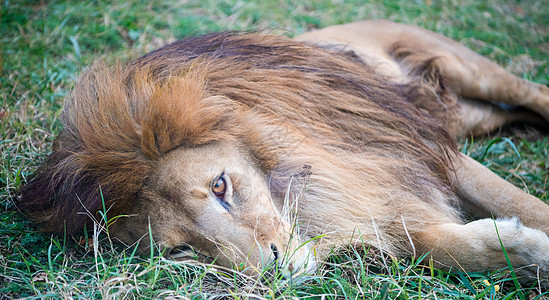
1,0,548,298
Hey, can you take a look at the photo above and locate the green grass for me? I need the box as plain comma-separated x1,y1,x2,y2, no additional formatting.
1,0,548,298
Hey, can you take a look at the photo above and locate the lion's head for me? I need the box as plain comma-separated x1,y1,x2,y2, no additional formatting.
19,32,455,276
111,138,315,275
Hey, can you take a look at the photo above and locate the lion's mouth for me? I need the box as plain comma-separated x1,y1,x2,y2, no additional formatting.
165,241,316,276
166,245,196,260
166,245,217,266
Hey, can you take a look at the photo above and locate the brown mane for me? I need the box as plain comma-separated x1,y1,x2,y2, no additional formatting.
19,32,456,236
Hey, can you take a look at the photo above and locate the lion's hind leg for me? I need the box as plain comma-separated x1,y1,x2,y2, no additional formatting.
383,20,549,126
296,20,549,137
414,218,549,285
388,31,549,138
452,98,547,138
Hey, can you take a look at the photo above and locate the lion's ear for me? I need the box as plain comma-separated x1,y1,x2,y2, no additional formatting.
18,134,103,234
19,129,151,235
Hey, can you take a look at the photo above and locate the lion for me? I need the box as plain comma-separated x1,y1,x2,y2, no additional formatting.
18,20,549,282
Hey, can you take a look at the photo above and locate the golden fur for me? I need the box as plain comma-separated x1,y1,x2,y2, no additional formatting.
19,21,549,281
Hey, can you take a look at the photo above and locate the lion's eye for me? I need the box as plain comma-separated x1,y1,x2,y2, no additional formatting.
212,174,230,210
212,174,227,199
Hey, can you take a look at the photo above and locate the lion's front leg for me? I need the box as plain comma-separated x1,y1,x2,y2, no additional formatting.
414,218,549,286
452,153,549,234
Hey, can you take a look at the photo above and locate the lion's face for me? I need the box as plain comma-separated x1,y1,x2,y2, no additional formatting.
110,140,315,277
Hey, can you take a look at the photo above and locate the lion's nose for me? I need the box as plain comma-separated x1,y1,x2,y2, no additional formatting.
266,241,316,279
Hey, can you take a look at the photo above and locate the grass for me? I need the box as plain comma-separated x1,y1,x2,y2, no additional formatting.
1,0,548,298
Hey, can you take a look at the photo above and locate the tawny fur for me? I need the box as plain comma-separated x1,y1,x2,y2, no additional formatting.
19,20,549,281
